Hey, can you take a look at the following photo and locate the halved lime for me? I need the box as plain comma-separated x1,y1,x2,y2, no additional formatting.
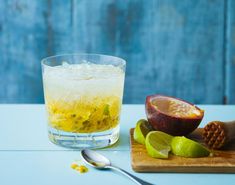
145,131,174,158
171,136,210,158
134,119,152,145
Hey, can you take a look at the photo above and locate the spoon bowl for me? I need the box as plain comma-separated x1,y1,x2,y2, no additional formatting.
81,149,111,169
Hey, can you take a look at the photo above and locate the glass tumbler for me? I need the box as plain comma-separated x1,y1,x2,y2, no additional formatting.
41,54,126,149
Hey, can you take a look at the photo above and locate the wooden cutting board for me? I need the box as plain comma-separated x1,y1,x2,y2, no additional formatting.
130,128,235,173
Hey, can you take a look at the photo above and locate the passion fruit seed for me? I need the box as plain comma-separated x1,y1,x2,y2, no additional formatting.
71,163,79,169
71,162,88,174
76,165,89,173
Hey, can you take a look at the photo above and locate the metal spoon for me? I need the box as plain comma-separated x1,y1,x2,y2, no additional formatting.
81,149,154,185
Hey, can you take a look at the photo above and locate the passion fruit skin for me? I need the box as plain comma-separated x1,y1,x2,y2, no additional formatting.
145,95,204,136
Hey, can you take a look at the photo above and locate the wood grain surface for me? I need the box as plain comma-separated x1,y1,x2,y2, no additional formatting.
130,128,235,173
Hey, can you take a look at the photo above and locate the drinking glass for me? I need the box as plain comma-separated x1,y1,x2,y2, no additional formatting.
41,54,126,149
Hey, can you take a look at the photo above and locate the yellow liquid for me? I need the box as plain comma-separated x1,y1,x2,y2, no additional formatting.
43,63,124,134
46,95,121,133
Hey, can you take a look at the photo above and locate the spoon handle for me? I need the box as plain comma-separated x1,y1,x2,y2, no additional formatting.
107,165,154,185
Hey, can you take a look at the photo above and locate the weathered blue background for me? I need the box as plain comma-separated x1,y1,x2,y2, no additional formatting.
0,0,235,104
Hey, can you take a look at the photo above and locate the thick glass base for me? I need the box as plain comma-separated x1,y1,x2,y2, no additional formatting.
48,125,119,149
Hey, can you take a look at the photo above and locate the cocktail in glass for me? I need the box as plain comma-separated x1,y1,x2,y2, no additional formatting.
41,54,126,149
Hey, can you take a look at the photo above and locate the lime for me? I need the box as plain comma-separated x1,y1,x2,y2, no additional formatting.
145,131,174,158
134,119,152,145
171,136,210,158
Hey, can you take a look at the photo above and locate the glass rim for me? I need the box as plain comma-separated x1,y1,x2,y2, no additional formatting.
41,53,126,66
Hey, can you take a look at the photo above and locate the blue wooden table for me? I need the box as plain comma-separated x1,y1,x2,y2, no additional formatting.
0,104,235,185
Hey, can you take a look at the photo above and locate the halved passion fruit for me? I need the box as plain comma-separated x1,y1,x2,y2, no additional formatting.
145,95,204,136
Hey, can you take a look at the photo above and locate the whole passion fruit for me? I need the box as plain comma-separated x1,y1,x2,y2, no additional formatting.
145,95,204,136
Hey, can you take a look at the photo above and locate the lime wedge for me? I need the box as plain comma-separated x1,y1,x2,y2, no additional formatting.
145,131,174,158
171,136,210,158
134,119,152,145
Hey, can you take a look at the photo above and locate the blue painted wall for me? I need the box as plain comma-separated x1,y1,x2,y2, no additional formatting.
0,0,234,104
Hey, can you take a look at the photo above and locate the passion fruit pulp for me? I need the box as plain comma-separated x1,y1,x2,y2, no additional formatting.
145,95,204,136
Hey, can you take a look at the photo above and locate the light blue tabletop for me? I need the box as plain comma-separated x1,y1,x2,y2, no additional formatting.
0,104,235,185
